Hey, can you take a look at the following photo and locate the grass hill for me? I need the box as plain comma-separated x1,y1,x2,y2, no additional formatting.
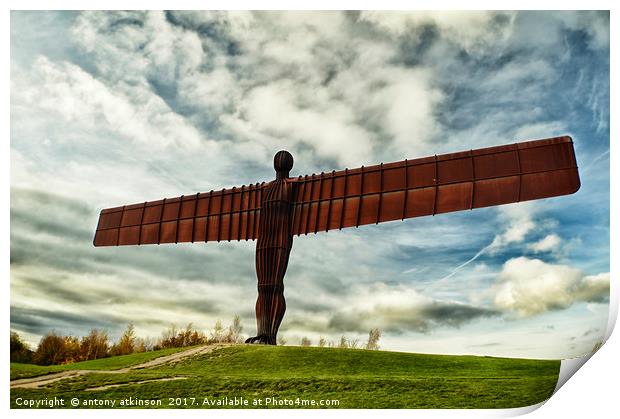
10,344,560,409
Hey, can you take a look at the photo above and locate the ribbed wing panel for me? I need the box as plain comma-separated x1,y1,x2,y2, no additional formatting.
290,136,580,235
95,136,580,245
94,183,265,246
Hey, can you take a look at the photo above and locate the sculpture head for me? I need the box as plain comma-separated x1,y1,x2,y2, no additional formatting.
274,150,294,179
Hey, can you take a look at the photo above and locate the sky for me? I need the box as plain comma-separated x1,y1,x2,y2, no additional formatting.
10,10,610,359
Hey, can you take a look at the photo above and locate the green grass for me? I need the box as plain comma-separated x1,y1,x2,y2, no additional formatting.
11,345,560,409
10,346,190,380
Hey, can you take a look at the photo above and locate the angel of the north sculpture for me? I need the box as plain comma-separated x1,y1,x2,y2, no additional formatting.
94,135,580,345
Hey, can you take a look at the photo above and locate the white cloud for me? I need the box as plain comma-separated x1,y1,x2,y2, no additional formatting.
503,11,608,54
13,56,207,151
556,11,609,50
366,67,443,156
492,257,609,317
483,58,556,89
576,273,611,302
528,234,562,253
11,263,255,346
488,203,537,254
326,282,498,334
513,121,567,141
240,80,375,166
178,67,240,115
66,11,448,167
359,11,512,53
72,11,205,84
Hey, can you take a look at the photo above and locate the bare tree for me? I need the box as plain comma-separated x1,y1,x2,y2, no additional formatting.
227,315,244,343
210,320,224,343
142,336,158,351
318,337,326,347
338,335,348,349
134,338,147,353
300,336,312,346
277,335,287,346
160,324,179,348
365,328,381,350
179,323,194,347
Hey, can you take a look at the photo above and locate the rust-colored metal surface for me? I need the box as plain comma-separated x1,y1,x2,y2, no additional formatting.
93,135,580,344
290,136,580,234
94,183,264,246
249,151,295,344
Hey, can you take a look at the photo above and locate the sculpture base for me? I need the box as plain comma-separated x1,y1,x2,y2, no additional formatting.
245,335,276,345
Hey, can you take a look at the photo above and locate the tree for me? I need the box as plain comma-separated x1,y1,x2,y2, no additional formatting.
142,336,158,351
182,323,206,346
160,324,179,349
318,337,326,347
80,329,109,360
365,328,381,350
112,323,136,356
277,335,287,346
227,315,244,343
158,324,206,349
187,330,203,346
34,333,67,366
134,338,147,353
210,320,224,343
338,335,348,349
179,323,193,347
300,336,311,346
10,331,33,363
63,336,81,363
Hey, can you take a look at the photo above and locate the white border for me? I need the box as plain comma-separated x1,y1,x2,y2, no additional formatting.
4,2,617,418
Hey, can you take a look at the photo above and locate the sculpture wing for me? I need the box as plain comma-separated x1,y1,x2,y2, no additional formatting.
290,136,580,236
94,182,265,246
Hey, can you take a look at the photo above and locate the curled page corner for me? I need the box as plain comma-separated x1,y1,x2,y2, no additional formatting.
554,354,593,394
503,401,546,417
604,271,618,341
553,279,617,395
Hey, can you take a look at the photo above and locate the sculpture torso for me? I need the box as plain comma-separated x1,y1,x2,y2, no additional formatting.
256,178,295,256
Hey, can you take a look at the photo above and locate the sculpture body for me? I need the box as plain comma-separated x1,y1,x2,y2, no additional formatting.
248,151,296,344
93,136,581,345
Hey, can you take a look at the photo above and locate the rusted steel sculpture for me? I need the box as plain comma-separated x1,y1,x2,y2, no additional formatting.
94,135,580,344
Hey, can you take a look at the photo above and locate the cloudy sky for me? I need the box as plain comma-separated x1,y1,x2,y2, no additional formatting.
10,11,609,359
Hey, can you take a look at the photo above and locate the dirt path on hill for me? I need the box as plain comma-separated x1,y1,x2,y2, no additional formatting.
11,344,227,389
84,376,189,391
